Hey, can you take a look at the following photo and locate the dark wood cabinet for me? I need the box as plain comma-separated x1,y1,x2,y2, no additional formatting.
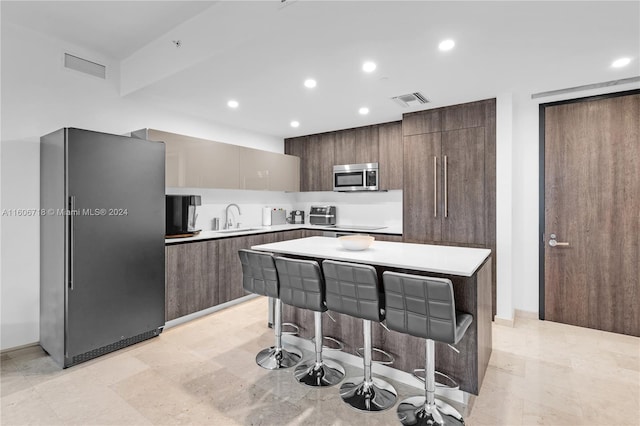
164,230,324,321
217,234,266,304
302,229,325,237
403,133,442,244
354,125,379,164
378,121,403,190
286,124,393,191
374,234,403,242
334,129,356,165
402,109,441,136
402,98,496,316
441,127,486,245
284,136,308,191
165,241,218,321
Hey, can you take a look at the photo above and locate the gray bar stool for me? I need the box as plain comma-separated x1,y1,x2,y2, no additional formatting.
238,249,302,369
383,271,473,426
274,256,345,387
322,259,398,412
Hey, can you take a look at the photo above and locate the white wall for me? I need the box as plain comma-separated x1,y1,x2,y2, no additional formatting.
495,93,514,321
0,22,282,350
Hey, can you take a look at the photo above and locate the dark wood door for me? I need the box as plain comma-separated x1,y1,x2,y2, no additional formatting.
334,129,356,165
543,92,640,336
165,241,218,321
378,121,403,190
441,127,486,245
307,133,335,191
284,136,308,191
403,133,441,243
218,234,266,304
355,125,379,164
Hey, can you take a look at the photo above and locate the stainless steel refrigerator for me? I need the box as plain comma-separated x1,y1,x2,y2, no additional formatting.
40,128,166,368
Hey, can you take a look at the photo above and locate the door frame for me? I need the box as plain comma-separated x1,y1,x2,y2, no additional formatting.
538,88,640,320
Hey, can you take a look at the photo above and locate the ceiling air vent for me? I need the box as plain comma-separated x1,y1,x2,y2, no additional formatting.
391,92,429,108
64,53,106,79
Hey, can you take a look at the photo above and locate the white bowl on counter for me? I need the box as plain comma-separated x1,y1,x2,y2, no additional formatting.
338,235,375,251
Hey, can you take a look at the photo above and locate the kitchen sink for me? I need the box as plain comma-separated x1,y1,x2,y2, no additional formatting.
216,227,263,233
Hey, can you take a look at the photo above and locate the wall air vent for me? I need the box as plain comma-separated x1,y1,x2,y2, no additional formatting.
64,53,106,79
391,92,429,108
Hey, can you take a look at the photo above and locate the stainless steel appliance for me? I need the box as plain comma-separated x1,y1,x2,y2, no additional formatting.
333,163,379,191
289,209,305,224
309,206,336,226
40,128,166,368
166,195,201,236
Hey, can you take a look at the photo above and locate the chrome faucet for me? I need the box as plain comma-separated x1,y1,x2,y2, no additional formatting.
224,203,242,229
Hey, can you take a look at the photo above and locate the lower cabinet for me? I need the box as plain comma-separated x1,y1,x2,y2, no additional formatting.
217,234,265,305
165,240,219,321
165,230,308,321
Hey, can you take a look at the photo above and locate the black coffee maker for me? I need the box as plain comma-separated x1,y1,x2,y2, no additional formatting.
166,195,201,236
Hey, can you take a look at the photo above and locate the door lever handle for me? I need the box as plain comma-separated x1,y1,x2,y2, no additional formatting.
549,233,569,247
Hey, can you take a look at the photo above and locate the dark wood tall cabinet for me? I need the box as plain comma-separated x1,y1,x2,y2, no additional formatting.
403,99,496,316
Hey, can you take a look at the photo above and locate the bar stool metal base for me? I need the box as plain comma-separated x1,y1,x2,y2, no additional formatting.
339,377,398,412
255,346,302,370
397,396,465,425
294,359,345,387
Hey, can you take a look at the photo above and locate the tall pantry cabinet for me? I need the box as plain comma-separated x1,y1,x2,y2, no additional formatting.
403,99,496,316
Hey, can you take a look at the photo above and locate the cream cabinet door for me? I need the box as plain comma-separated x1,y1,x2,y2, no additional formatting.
238,147,300,192
148,130,240,188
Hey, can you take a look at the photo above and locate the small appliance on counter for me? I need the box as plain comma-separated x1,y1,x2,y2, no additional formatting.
166,194,201,237
271,208,287,225
288,209,305,224
309,205,336,226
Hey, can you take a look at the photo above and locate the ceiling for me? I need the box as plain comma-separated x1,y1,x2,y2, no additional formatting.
3,1,639,139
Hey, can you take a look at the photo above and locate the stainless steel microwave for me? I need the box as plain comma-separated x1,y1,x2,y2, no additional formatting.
333,163,379,191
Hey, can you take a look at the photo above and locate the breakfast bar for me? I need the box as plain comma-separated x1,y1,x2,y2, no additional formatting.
252,236,492,395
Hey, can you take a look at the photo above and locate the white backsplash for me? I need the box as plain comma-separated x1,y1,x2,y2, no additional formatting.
293,190,403,228
166,188,403,231
166,188,293,231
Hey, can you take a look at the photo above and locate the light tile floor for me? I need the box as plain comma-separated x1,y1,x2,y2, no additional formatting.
2,297,639,425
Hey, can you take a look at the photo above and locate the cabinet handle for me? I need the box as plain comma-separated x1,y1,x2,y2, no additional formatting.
433,156,437,218
68,196,75,290
444,155,448,218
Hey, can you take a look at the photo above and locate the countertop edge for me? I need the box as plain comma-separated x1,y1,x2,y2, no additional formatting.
165,224,403,245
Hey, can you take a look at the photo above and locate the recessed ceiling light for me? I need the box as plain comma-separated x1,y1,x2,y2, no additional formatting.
362,61,377,73
611,57,631,68
359,107,369,115
304,79,317,88
227,100,239,108
439,39,455,51
290,121,300,128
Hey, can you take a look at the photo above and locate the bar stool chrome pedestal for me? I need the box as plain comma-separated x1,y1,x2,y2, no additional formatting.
383,271,473,426
275,257,345,387
322,260,398,412
238,249,302,369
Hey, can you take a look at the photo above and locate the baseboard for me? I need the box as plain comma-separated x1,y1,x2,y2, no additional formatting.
515,309,538,319
164,294,259,329
493,315,514,327
1,341,40,355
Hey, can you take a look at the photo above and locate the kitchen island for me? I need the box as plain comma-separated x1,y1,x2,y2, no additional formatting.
252,236,492,395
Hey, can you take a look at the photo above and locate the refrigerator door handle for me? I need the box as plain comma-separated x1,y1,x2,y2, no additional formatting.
69,195,75,290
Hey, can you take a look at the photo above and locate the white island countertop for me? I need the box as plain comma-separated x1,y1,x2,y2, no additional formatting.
252,236,491,277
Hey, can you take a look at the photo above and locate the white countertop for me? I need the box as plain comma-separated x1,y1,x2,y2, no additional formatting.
165,224,402,244
252,236,491,277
